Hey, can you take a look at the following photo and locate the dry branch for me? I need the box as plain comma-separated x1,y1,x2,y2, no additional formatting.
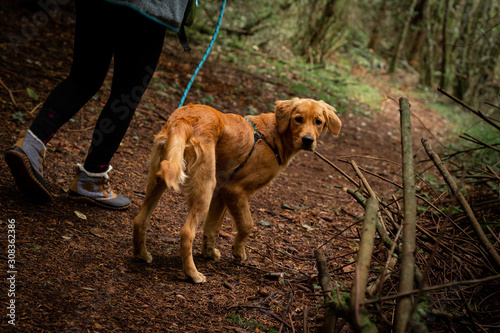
343,188,425,291
0,78,18,108
339,159,458,223
314,248,337,333
422,138,500,271
315,239,378,332
350,197,379,333
345,188,397,253
364,274,500,305
437,87,500,131
459,133,500,153
367,228,401,297
314,151,360,188
350,160,377,199
396,97,419,333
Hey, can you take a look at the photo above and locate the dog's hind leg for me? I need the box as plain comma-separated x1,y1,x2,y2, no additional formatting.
226,196,253,261
180,145,216,283
202,195,227,261
133,176,166,263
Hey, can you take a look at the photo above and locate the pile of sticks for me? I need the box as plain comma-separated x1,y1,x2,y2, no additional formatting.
314,93,500,332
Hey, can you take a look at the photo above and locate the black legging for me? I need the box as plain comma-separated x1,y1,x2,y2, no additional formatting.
30,0,166,173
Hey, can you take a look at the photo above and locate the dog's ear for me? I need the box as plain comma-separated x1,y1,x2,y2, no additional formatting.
319,100,342,136
275,98,298,134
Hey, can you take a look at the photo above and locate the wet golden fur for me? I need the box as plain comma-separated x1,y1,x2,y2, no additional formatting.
133,98,342,283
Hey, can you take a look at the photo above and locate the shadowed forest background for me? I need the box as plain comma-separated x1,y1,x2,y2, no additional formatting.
0,0,499,332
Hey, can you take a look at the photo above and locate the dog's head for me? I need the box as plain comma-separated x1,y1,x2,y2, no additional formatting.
275,98,341,151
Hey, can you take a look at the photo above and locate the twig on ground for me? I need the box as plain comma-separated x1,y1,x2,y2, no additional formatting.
30,101,43,114
364,274,500,305
0,78,18,108
245,245,309,277
227,305,293,330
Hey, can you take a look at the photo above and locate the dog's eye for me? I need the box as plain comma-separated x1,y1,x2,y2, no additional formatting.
295,117,303,124
315,119,323,126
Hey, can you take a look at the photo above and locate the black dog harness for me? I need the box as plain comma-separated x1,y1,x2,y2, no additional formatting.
228,118,282,181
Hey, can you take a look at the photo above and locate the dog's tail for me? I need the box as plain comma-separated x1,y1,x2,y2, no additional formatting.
152,120,192,192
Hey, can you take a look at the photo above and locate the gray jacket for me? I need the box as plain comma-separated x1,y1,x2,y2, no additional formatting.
104,0,190,32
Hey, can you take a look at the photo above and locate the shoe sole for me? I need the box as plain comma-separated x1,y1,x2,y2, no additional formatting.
68,190,130,211
5,147,52,203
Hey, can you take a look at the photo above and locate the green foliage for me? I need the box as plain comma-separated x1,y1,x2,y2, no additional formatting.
200,94,215,104
411,295,431,331
199,0,498,105
26,87,39,101
11,111,25,124
428,99,500,168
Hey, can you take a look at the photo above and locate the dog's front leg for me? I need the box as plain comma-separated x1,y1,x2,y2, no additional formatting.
226,196,253,261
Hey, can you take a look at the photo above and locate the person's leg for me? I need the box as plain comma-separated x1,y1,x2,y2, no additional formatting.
69,5,166,209
5,0,113,202
83,7,167,173
30,0,114,144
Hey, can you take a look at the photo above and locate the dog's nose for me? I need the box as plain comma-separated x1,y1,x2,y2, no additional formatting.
302,135,315,147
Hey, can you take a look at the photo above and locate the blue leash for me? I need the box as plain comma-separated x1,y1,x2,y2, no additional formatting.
178,0,227,108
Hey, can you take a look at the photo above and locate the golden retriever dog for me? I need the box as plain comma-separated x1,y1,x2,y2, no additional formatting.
133,97,341,283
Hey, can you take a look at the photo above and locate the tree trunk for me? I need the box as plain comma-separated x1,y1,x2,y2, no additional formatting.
367,0,390,50
439,0,452,89
389,0,419,74
408,0,427,64
467,0,495,103
421,0,435,87
454,0,477,99
295,0,337,62
409,30,425,64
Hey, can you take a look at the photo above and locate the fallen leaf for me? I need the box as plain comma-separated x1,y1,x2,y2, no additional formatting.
318,214,334,222
301,224,315,231
74,211,87,220
26,87,39,101
259,220,271,227
90,228,105,238
281,203,294,210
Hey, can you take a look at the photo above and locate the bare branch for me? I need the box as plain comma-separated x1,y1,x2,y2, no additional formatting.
422,138,500,271
395,97,419,333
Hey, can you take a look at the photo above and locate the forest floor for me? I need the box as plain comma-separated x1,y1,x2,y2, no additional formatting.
0,3,494,333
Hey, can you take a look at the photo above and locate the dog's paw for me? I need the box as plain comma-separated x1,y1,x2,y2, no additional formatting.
190,271,207,284
134,251,153,263
232,246,247,261
203,248,221,261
